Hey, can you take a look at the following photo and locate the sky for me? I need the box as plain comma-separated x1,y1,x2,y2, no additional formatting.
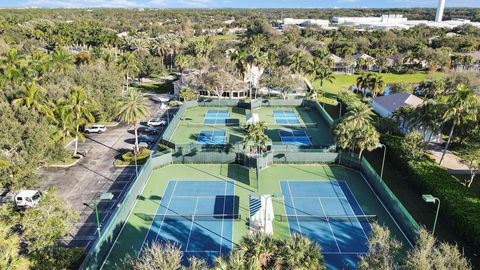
1,0,479,9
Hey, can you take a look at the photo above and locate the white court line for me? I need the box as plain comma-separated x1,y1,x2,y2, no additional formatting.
287,181,302,234
336,189,370,242
291,196,347,199
343,182,372,241
218,181,228,255
172,195,218,199
184,197,199,252
100,169,157,269
317,198,342,253
340,166,414,248
151,181,178,247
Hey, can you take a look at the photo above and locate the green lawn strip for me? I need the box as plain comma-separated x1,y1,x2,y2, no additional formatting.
132,81,174,94
46,155,80,167
313,72,443,98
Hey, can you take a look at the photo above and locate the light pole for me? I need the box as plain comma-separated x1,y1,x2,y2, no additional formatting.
338,100,342,119
133,146,138,179
88,192,114,238
374,142,387,179
422,194,440,235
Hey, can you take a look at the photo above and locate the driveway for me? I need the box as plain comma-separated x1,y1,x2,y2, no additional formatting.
427,143,477,175
39,96,170,248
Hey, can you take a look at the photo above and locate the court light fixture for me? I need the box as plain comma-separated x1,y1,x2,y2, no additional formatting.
374,142,386,179
422,194,440,235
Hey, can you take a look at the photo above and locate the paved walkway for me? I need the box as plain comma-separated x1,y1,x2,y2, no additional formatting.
427,143,475,174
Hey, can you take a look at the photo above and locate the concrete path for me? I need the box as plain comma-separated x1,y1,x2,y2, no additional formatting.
427,143,475,175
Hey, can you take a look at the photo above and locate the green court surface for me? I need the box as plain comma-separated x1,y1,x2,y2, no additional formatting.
168,106,334,146
102,164,411,269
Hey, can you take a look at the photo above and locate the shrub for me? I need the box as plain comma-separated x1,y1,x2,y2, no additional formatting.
121,147,151,162
382,134,480,250
401,131,425,160
168,100,183,107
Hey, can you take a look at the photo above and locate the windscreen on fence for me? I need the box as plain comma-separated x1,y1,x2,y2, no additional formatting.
337,152,419,246
80,153,173,270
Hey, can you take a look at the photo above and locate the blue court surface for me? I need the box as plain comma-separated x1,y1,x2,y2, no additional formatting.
280,181,371,270
142,180,236,264
273,109,301,125
204,110,229,125
279,130,311,145
197,130,226,144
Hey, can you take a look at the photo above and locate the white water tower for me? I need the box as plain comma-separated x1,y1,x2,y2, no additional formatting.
435,0,446,22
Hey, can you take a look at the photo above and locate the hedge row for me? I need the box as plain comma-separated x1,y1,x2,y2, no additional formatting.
382,134,480,250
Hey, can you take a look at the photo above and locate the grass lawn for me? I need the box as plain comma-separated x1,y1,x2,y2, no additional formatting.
103,163,411,269
312,71,444,103
132,81,174,94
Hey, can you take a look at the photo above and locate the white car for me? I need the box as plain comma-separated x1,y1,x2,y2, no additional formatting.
147,118,166,127
84,125,107,134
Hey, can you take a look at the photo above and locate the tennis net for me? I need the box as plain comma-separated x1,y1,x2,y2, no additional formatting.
186,121,240,127
267,122,318,128
275,214,377,222
135,213,241,221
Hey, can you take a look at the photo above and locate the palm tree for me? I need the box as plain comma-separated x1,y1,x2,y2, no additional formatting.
12,82,53,118
117,52,139,93
316,67,335,87
440,85,479,164
243,121,269,155
116,90,151,152
236,232,278,269
356,73,371,98
288,50,307,74
50,49,74,74
409,99,444,147
334,102,380,157
68,87,95,156
175,54,194,77
51,100,77,144
229,49,248,78
368,73,385,97
214,250,251,270
277,234,326,270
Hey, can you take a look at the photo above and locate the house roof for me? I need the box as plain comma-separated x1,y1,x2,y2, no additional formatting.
353,53,373,60
371,92,423,113
329,54,343,64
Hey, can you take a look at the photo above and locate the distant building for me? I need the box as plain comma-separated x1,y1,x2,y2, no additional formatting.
280,18,330,28
332,14,480,30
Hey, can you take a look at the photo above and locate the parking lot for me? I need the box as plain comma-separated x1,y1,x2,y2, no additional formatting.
39,95,176,249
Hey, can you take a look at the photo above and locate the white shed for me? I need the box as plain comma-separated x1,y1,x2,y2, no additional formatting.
246,113,260,124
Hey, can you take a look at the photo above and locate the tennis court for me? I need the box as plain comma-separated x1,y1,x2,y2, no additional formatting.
279,130,312,145
273,109,301,125
204,110,230,125
141,180,237,263
281,181,371,269
197,130,226,144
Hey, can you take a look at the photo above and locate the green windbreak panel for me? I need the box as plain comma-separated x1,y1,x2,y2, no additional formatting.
338,152,419,244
